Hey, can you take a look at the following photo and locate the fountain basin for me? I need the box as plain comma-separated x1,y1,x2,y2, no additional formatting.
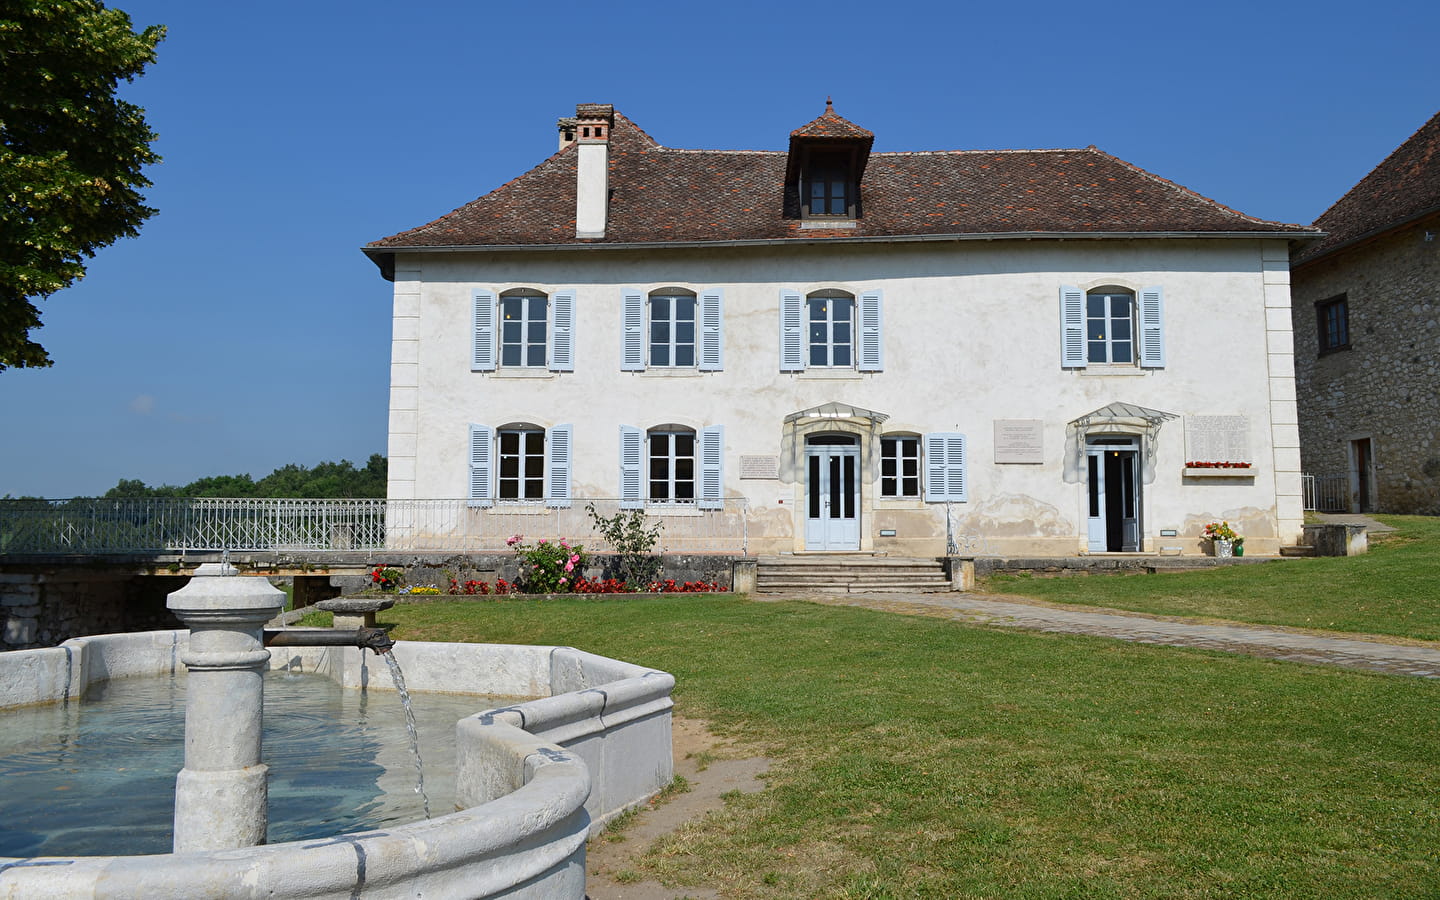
0,629,674,899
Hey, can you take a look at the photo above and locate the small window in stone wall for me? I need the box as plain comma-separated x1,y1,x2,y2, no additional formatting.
1316,294,1350,355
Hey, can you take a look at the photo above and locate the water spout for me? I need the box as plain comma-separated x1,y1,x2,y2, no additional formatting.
263,626,394,655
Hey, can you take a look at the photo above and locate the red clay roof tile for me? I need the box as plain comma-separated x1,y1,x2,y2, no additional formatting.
367,106,1315,255
1294,109,1440,265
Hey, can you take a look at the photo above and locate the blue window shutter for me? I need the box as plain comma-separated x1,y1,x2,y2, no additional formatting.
619,425,643,508
621,289,645,371
468,424,493,506
699,289,724,371
549,290,575,371
545,424,573,507
1060,286,1085,368
858,289,883,372
1138,285,1165,368
699,425,724,509
779,290,804,371
472,290,497,372
923,432,967,503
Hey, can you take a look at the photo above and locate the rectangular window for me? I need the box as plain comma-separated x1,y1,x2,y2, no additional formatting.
1317,295,1350,354
881,437,920,498
650,295,697,367
500,294,547,367
648,430,696,501
1086,291,1134,364
498,429,545,500
807,295,853,367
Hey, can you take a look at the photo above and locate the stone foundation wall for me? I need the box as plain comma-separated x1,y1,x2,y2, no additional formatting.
0,568,184,651
1292,216,1440,514
324,553,741,598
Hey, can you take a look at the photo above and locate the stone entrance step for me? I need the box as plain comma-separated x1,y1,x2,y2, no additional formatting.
755,555,950,594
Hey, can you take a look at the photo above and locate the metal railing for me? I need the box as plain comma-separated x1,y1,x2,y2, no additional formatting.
1303,474,1349,513
0,498,750,555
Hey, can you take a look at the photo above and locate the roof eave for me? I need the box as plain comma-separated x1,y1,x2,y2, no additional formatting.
364,228,1323,278
1294,205,1440,270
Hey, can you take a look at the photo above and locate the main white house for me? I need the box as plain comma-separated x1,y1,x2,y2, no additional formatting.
364,103,1317,558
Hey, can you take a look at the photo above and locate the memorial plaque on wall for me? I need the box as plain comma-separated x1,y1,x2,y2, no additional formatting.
994,419,1044,464
1184,416,1250,463
739,455,780,479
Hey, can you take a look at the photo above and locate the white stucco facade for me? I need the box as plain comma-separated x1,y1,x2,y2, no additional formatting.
384,237,1303,557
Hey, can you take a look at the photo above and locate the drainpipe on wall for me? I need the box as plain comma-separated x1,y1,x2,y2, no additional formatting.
572,103,613,239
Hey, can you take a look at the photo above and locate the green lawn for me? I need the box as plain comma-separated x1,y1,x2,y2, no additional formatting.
376,596,1439,898
984,516,1440,641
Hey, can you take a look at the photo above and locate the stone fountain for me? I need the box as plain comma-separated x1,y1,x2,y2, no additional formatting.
0,565,675,898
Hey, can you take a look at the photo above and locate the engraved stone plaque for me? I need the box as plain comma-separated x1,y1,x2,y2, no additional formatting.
740,455,780,480
994,419,1044,464
1185,416,1250,463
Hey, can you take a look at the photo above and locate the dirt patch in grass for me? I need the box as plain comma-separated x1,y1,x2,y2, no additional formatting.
585,715,772,900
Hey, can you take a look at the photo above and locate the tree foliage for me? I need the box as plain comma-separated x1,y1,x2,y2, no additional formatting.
0,1,164,370
102,455,388,499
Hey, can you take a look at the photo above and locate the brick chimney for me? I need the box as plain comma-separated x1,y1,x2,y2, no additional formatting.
572,103,613,239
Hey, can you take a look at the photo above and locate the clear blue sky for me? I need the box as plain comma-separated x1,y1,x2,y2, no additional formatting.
2,0,1436,497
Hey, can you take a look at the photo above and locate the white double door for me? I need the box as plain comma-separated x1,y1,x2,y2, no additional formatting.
1086,439,1141,553
805,437,860,551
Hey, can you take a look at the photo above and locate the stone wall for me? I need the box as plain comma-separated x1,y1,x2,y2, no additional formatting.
0,567,184,650
325,553,739,598
1292,214,1440,514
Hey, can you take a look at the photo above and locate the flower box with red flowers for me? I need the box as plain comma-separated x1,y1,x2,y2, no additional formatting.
1184,461,1256,477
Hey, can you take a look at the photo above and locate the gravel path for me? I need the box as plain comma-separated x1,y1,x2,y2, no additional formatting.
768,591,1440,678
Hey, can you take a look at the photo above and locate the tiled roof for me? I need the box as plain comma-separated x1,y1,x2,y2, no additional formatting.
791,99,874,140
1294,109,1440,266
367,107,1316,257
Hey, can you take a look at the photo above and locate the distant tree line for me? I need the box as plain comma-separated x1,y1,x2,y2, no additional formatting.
100,455,387,499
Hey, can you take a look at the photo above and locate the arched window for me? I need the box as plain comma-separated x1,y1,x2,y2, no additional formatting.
499,289,547,368
880,434,920,498
807,289,854,367
648,426,696,502
1086,287,1134,364
649,290,697,367
497,424,545,500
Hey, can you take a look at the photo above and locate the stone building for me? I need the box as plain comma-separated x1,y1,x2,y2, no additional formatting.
364,102,1318,557
1291,110,1440,513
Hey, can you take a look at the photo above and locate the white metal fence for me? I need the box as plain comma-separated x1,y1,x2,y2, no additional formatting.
1303,474,1349,513
0,498,749,555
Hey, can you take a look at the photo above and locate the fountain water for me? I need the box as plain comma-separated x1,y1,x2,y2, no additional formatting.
0,564,676,898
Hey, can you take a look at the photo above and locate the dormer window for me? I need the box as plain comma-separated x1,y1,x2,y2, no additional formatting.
805,154,854,218
785,100,873,222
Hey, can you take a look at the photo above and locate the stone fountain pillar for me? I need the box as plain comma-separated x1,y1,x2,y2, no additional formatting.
166,563,286,852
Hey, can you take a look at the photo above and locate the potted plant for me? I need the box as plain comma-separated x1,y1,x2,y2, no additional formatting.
1202,521,1240,558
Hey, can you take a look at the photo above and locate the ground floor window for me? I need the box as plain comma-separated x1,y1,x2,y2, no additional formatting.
498,428,545,500
881,436,919,498
649,429,696,502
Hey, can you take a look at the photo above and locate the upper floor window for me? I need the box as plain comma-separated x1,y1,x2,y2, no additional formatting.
471,288,575,373
621,288,724,371
500,290,547,367
1060,285,1165,369
1087,289,1134,364
467,423,572,507
1316,294,1350,354
779,289,884,372
649,292,697,367
881,436,920,498
808,290,854,367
